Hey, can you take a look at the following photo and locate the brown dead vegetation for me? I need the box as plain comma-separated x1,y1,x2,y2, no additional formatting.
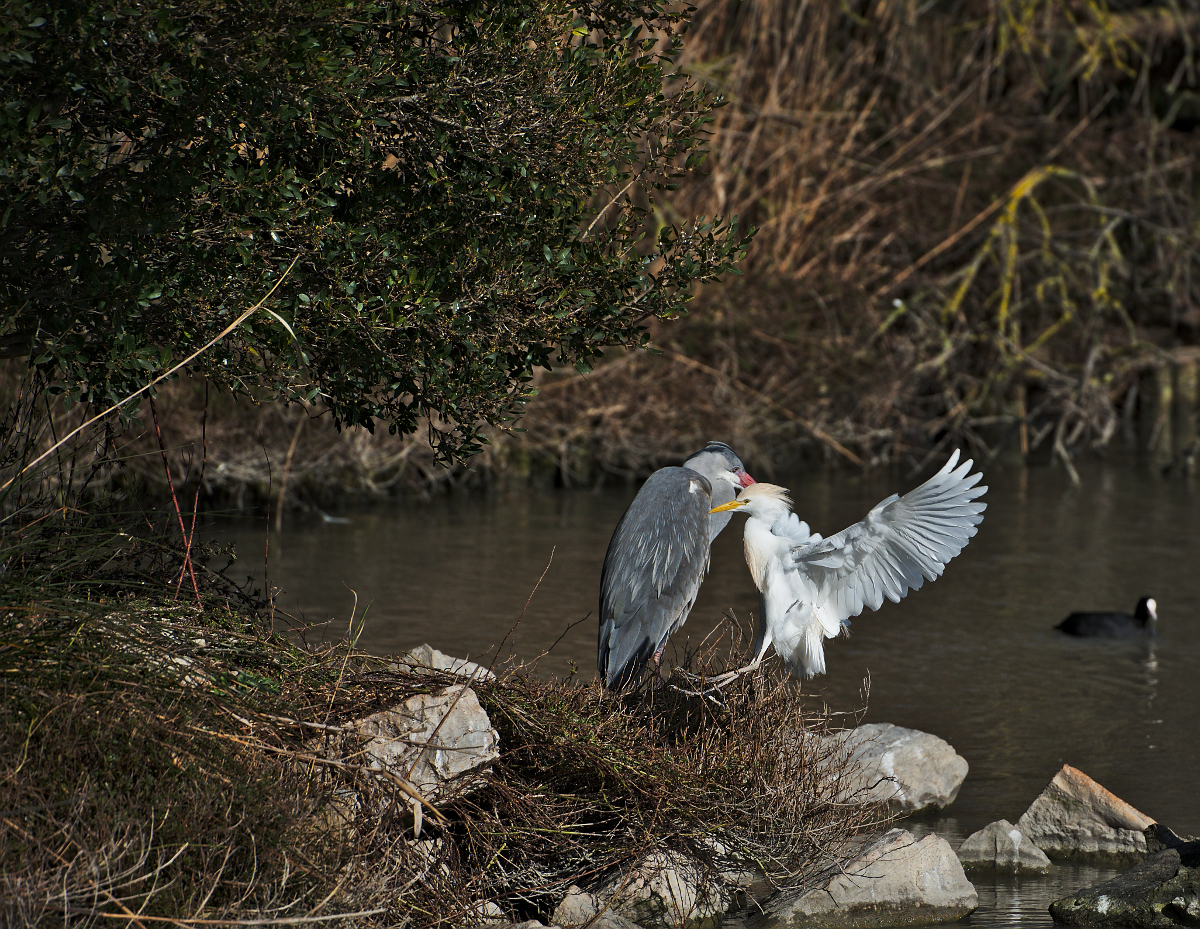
659,0,1200,470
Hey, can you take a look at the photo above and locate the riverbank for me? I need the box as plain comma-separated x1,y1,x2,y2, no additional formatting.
0,509,886,927
7,0,1200,512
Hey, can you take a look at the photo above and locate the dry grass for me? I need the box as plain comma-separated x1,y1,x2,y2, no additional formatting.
655,0,1200,468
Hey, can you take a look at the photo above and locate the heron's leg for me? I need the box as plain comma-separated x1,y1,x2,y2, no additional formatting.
703,657,764,690
674,659,761,697
653,646,666,687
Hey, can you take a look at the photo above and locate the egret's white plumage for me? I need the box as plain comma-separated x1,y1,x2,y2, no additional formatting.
710,450,987,681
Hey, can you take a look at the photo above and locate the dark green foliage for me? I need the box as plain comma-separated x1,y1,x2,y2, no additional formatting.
0,0,748,462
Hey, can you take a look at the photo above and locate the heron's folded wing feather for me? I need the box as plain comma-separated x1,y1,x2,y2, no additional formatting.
788,450,987,623
598,468,714,683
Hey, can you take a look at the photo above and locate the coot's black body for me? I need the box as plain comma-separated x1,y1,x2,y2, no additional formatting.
1056,597,1157,638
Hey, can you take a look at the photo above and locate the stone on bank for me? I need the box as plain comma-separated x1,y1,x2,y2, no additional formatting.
593,849,731,929
398,642,496,682
352,683,499,801
551,885,648,929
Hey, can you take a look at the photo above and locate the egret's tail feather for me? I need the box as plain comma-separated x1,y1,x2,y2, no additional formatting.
787,623,825,679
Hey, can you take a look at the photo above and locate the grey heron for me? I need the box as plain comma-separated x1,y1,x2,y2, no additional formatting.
1057,597,1157,637
598,442,756,689
705,451,986,683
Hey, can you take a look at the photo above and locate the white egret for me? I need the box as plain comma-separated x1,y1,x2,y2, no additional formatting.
706,451,987,683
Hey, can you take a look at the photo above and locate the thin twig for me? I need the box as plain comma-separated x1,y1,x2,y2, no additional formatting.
176,381,209,598
486,546,556,677
2,254,301,490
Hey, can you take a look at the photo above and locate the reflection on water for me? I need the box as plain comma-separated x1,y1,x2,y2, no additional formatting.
209,451,1199,927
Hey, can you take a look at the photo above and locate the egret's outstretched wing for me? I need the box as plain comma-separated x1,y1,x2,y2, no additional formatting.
789,450,986,622
772,512,822,546
598,467,714,687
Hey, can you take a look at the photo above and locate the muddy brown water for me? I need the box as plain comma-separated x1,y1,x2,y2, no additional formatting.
210,451,1200,927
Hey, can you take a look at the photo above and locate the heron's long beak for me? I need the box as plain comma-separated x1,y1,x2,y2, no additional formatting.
739,471,756,487
710,499,747,514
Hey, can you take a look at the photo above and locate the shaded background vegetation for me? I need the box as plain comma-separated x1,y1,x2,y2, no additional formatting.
10,0,1198,513
1,0,745,472
659,0,1200,473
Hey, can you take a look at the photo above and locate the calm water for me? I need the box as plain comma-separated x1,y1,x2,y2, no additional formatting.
209,451,1200,926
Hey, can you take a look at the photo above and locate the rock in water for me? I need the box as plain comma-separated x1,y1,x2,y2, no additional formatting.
737,829,977,928
957,820,1051,873
1049,828,1200,926
1016,764,1154,860
824,723,969,813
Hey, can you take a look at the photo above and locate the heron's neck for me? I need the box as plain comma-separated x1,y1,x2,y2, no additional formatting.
706,480,738,543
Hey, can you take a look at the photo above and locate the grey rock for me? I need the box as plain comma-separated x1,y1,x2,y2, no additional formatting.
462,898,510,925
1049,830,1200,926
699,836,760,890
824,723,969,813
1016,764,1154,861
352,683,499,800
596,850,730,929
957,819,1051,873
552,885,645,929
738,828,977,928
552,886,599,927
399,643,496,682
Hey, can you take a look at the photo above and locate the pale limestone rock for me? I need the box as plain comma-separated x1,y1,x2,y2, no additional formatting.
399,643,496,682
352,684,499,800
552,885,645,929
1016,764,1154,860
596,850,730,929
738,829,977,928
957,819,1051,872
465,901,509,925
824,722,968,813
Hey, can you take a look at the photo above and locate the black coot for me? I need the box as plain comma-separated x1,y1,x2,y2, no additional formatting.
1056,596,1157,637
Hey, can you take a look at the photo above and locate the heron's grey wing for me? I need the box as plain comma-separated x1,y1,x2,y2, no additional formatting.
789,450,987,623
598,468,714,688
